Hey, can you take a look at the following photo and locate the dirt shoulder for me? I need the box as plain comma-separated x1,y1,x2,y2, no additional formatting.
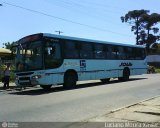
89,96,160,125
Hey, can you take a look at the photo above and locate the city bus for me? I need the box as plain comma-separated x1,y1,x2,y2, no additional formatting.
14,33,147,89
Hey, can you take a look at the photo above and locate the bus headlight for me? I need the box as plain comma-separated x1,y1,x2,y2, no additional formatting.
32,75,42,79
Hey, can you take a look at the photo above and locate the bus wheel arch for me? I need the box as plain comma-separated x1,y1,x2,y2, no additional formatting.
63,69,78,89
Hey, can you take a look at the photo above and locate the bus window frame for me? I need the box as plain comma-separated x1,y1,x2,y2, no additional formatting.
43,37,63,69
63,39,80,59
79,41,94,59
51,37,146,61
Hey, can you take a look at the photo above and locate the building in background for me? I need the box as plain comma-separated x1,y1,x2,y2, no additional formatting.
0,48,14,64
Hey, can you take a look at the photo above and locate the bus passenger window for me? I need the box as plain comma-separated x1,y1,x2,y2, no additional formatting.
80,43,93,59
106,46,117,59
125,47,134,60
134,48,144,60
106,46,113,59
45,42,62,69
113,46,119,59
94,44,106,59
118,47,126,59
64,41,79,59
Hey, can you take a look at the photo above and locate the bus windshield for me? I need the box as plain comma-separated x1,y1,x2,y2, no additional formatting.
16,41,43,72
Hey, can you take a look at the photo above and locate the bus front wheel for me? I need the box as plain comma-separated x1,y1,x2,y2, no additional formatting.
63,72,77,89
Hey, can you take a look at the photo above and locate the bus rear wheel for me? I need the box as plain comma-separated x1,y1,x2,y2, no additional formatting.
123,68,130,81
119,68,130,81
40,85,52,90
100,78,110,83
63,72,77,89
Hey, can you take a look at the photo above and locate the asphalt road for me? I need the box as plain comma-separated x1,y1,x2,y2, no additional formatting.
0,74,160,122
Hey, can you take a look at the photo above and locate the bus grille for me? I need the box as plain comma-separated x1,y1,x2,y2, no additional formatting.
19,77,30,80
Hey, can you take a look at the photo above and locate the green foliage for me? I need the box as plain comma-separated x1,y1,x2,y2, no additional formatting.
3,42,12,49
121,9,149,45
3,41,17,53
0,64,15,82
140,13,160,49
155,68,160,73
0,64,6,71
121,10,160,51
158,43,160,49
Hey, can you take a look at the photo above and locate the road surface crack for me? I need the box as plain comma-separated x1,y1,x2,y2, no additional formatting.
134,111,160,116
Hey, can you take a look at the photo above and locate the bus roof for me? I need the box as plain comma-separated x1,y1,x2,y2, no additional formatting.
43,33,144,48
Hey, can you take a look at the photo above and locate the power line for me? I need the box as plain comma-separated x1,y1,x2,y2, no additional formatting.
2,1,133,38
55,0,124,26
60,0,124,14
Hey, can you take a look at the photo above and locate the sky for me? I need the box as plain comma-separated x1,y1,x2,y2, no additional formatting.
0,0,160,48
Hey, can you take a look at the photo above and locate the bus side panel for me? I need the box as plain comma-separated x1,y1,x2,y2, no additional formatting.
37,69,61,85
60,59,147,84
131,60,147,75
79,60,120,80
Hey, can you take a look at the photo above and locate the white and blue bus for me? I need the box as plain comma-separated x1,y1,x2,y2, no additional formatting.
15,33,147,89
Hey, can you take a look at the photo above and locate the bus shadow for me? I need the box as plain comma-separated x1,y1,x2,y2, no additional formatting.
9,78,147,96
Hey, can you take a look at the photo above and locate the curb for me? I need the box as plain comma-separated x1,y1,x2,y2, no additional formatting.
85,95,160,121
110,95,160,113
0,82,17,90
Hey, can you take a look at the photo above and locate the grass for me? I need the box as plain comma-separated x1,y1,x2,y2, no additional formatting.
155,68,160,73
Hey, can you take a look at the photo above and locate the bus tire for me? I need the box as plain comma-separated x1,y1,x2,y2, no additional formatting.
100,78,110,83
118,68,130,81
118,77,124,81
63,71,77,89
40,85,52,90
123,68,130,81
124,68,130,81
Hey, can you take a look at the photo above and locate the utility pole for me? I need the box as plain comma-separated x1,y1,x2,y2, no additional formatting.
55,30,63,35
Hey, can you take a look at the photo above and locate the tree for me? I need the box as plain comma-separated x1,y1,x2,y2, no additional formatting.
141,13,160,35
140,13,160,49
3,41,17,50
2,41,17,55
121,10,149,45
121,10,160,54
3,42,12,49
